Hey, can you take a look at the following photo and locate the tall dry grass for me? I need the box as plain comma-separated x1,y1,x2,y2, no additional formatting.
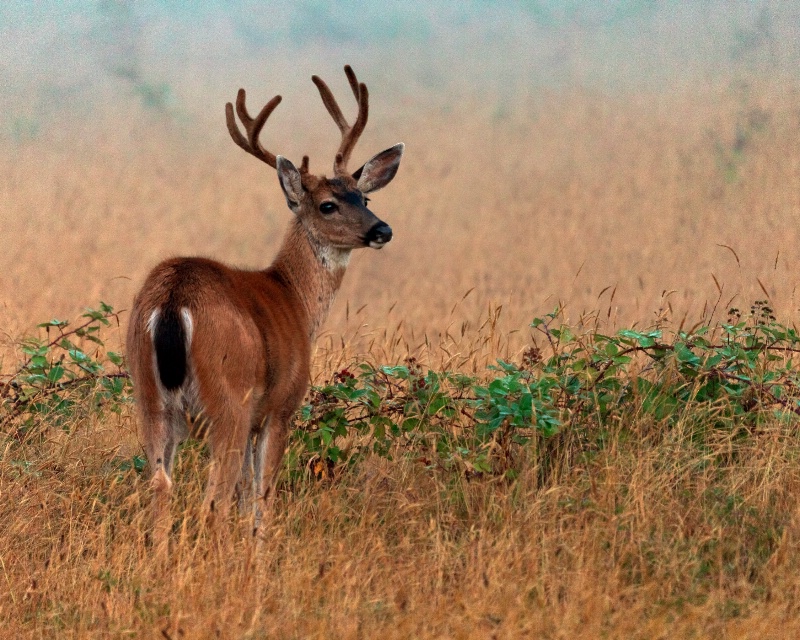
4,363,800,638
2,77,800,636
2,78,799,347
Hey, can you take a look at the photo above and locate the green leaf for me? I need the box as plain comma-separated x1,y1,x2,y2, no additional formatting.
380,365,410,379
37,318,68,328
69,349,89,363
29,355,48,370
21,344,47,357
674,343,701,366
618,328,661,348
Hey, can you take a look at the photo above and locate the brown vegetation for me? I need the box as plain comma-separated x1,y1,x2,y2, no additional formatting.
2,76,800,636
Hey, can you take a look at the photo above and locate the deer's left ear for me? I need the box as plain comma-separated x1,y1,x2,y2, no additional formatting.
353,143,404,194
276,156,304,211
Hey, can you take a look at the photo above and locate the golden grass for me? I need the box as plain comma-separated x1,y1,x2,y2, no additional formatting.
2,78,799,346
4,396,800,638
2,77,800,636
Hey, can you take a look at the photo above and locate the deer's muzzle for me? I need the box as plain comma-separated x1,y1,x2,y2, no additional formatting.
365,222,393,248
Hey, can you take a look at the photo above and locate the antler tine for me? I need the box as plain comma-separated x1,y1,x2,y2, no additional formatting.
338,81,368,171
312,66,370,175
225,88,282,168
343,65,360,100
225,100,250,154
311,75,349,133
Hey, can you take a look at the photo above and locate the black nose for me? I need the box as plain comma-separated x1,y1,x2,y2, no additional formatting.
365,223,393,246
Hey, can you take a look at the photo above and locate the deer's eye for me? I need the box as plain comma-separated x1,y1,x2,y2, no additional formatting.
363,196,370,206
319,202,338,215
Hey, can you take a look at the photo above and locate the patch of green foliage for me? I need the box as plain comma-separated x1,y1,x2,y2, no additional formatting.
292,300,800,480
0,303,131,439
3,301,799,481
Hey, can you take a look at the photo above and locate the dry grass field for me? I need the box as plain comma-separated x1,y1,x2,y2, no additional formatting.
4,77,800,344
2,73,800,638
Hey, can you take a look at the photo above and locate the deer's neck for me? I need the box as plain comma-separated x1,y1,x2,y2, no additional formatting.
270,218,350,337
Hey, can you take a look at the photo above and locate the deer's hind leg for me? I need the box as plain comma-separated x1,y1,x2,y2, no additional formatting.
140,401,185,552
236,435,255,516
252,411,290,533
192,310,261,532
199,389,253,531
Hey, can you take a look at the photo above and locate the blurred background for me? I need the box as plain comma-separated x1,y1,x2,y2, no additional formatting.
3,1,799,123
1,1,799,360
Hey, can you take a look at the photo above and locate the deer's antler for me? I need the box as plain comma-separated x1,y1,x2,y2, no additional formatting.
225,89,282,169
311,65,369,176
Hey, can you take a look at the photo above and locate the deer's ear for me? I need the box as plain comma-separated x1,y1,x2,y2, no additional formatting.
276,156,304,210
353,143,404,194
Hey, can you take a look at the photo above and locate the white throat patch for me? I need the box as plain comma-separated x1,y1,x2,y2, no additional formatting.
318,246,351,271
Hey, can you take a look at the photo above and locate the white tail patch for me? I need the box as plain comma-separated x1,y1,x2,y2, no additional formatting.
146,307,193,348
181,308,194,347
147,308,160,336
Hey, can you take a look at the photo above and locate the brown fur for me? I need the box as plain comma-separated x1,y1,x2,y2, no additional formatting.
127,67,403,545
127,220,333,535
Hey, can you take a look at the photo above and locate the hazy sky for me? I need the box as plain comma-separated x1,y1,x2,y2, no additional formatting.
1,1,798,138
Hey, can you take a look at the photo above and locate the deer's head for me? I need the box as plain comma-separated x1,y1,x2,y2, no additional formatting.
226,66,403,252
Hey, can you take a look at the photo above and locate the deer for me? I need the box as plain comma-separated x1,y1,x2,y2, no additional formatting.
126,66,404,544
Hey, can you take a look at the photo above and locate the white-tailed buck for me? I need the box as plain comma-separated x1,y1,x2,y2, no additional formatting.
127,66,404,542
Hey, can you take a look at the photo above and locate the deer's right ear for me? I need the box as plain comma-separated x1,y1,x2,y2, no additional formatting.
353,143,404,194
276,156,304,211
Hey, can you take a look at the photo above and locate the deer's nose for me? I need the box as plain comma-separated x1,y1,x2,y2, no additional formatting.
366,223,393,248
